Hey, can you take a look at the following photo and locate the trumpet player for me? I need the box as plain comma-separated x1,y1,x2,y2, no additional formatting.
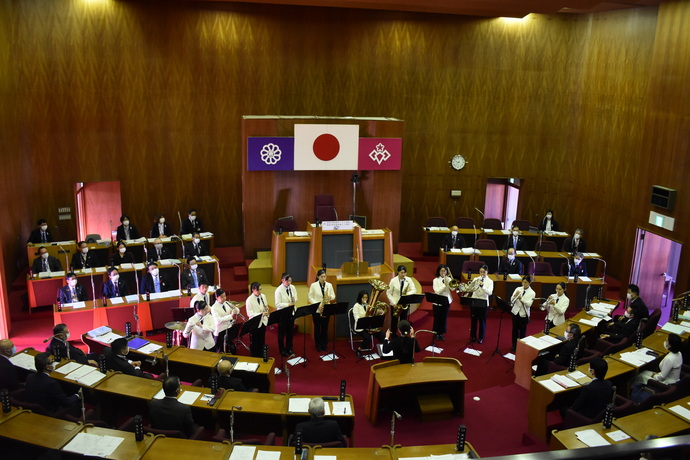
246,282,270,358
469,265,493,344
183,300,216,351
274,272,297,357
510,275,536,352
432,264,456,341
212,288,239,354
387,265,416,336
308,269,335,352
351,290,385,358
541,282,569,328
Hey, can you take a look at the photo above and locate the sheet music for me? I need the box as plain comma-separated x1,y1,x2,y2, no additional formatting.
9,352,36,371
288,397,310,413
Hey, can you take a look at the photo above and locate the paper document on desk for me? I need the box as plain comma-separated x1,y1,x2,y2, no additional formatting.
579,276,591,282
669,404,690,420
551,374,580,388
449,248,461,253
109,297,124,305
579,317,602,327
525,251,537,257
153,389,165,400
605,430,630,442
63,432,124,457
133,263,145,270
314,456,337,460
77,369,106,386
484,229,493,233
256,450,281,460
64,364,94,381
234,361,259,372
125,294,138,303
508,274,522,280
331,401,352,415
230,445,256,460
200,232,214,238
120,263,133,269
661,323,687,335
460,247,474,254
9,352,36,371
520,336,552,350
200,255,214,262
539,335,562,346
501,229,511,234
137,343,163,354
575,429,610,447
539,379,566,392
159,259,174,266
54,362,82,375
178,391,201,405
288,397,311,413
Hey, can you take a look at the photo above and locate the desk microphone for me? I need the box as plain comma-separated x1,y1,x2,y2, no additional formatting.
391,411,402,446
43,334,57,343
58,244,69,271
230,405,242,443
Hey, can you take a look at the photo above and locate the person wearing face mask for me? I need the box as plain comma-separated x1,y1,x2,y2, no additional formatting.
568,357,613,419
180,208,203,235
58,273,87,305
31,246,63,274
469,265,494,344
70,241,98,270
562,228,586,254
183,300,216,351
498,247,523,275
535,323,582,376
0,339,23,390
46,324,97,366
25,352,80,414
140,262,171,294
28,218,54,244
150,214,172,238
111,241,135,266
442,226,466,250
503,225,526,251
103,267,129,298
509,275,536,352
538,210,559,233
633,333,683,388
599,306,640,342
104,337,152,378
627,284,649,320
541,282,569,328
185,232,207,259
148,237,172,263
116,214,141,241
182,257,209,290
568,252,588,277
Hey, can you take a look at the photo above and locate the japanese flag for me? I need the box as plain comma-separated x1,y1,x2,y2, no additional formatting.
294,124,359,170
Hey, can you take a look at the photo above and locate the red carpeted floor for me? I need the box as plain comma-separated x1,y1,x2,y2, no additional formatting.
6,243,627,456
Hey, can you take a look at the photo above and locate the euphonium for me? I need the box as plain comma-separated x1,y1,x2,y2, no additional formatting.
448,278,462,289
367,279,389,317
540,294,557,311
459,276,482,293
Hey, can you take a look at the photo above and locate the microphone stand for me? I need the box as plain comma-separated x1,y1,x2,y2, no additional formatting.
89,270,96,303
592,257,607,281
416,329,437,356
177,211,183,233
471,224,477,247
58,244,69,273
230,406,242,443
474,207,485,235
558,253,571,278
142,243,149,264
79,388,86,424
390,411,402,447
109,220,114,243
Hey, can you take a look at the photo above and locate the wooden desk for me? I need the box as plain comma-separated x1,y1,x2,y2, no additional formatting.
614,407,690,441
0,410,82,449
27,241,77,268
64,426,155,459
611,330,671,371
216,392,288,440
28,274,65,309
313,445,393,460
365,357,467,425
550,422,635,450
393,442,479,458
286,395,356,445
528,356,636,443
140,436,231,460
422,228,480,256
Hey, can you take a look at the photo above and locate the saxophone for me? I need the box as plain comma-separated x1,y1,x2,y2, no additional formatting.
392,278,411,317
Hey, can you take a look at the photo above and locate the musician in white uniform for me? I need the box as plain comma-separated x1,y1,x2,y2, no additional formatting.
469,265,493,344
308,269,335,352
387,265,416,335
274,273,297,357
510,275,536,351
542,281,569,328
182,300,215,351
246,282,270,358
351,290,385,358
432,264,455,341
211,288,239,353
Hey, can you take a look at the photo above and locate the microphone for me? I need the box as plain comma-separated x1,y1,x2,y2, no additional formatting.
390,411,402,446
109,220,114,243
333,207,338,221
557,253,571,278
230,405,242,443
90,270,96,303
591,257,607,281
471,223,477,248
43,335,57,343
57,244,69,272
474,207,485,231
78,387,86,423
177,211,183,231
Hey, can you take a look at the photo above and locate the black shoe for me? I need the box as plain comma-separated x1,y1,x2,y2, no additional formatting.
510,346,516,353
478,339,484,344
439,334,445,341
356,350,363,359
469,338,476,343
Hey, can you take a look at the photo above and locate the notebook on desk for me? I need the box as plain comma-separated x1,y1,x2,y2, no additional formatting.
127,337,149,350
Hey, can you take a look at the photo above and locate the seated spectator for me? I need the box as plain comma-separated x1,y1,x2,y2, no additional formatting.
442,226,466,250
599,305,640,343
182,258,209,290
148,238,172,262
209,359,248,391
70,241,98,270
185,232,207,259
569,253,587,277
149,376,198,437
25,352,80,414
58,273,87,305
535,323,582,376
105,338,153,379
562,228,586,254
627,284,649,319
103,267,129,298
140,262,172,294
27,219,54,244
31,246,62,274
116,215,141,241
180,209,203,235
46,324,97,366
498,247,523,275
0,339,22,390
568,357,613,418
111,241,135,266
293,397,346,447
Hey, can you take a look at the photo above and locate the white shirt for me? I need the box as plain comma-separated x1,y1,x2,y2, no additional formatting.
654,351,683,384
308,281,335,305
275,284,298,310
510,286,536,318
546,293,569,325
182,313,215,350
470,276,493,306
432,276,454,305
387,276,416,306
352,302,367,333
191,292,211,309
211,300,236,336
246,294,269,327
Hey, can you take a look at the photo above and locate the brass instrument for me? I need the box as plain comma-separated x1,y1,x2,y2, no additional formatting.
445,269,461,290
510,288,522,306
540,294,557,311
459,276,482,294
391,277,412,317
224,301,244,321
367,279,389,317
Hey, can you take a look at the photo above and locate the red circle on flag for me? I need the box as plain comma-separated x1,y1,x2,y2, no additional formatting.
313,134,340,161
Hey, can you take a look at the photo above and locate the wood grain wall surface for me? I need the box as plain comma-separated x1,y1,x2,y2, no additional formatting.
0,0,688,311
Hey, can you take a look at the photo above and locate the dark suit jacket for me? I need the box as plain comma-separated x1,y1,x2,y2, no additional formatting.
58,284,87,304
116,224,141,241
25,372,79,414
571,378,613,418
569,262,588,277
294,417,346,447
185,241,207,258
28,228,54,244
140,272,173,294
562,237,586,254
148,246,173,263
538,218,559,232
182,268,209,290
31,255,63,274
631,297,649,320
606,317,641,342
150,222,172,238
149,397,197,437
70,251,99,270
111,252,135,266
553,338,579,367
382,336,420,364
211,375,247,392
498,258,523,275
102,279,129,298
0,355,23,390
46,338,89,365
503,236,526,251
180,218,203,235
103,348,146,378
442,233,466,250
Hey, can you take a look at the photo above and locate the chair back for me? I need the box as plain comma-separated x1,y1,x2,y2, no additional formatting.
475,239,497,250
273,218,298,233
315,195,336,222
426,217,447,227
85,233,101,243
454,217,475,229
640,309,661,338
530,262,554,276
535,240,558,252
482,218,503,230
512,220,531,231
461,260,488,274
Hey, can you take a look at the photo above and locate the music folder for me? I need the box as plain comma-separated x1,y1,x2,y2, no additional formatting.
323,301,349,317
294,302,319,319
239,313,262,337
493,295,512,314
268,305,294,326
355,315,385,331
424,291,449,308
400,294,425,305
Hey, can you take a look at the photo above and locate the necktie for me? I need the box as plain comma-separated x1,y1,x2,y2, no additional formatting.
400,279,405,295
43,259,48,271
222,303,227,312
514,238,518,247
114,281,119,296
287,287,292,301
157,250,161,259
320,283,325,298
452,235,456,246
154,276,160,293
159,224,164,235
192,270,198,288
41,231,46,243
71,288,77,302
125,227,130,240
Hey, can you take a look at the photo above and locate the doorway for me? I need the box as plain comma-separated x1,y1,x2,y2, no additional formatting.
630,228,681,323
484,178,522,229
75,181,122,242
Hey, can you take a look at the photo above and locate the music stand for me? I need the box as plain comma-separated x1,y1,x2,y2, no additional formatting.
225,322,248,353
294,302,319,368
239,314,262,337
354,315,386,360
323,301,349,368
268,306,295,367
489,295,512,363
424,292,450,308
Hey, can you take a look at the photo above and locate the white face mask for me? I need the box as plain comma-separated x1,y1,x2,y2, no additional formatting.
65,332,71,340
664,341,670,351
626,293,632,300
82,247,89,254
41,252,49,259
546,214,552,219
154,243,163,250
9,345,16,356
40,225,48,231
507,254,515,261
152,268,159,276
193,238,200,244
564,332,572,340
574,234,581,240
451,231,458,236
624,310,631,318
189,215,196,221
111,274,120,282
190,264,197,270
123,220,130,226
512,231,519,237
68,279,78,287
159,218,165,224
119,247,126,254
574,258,582,265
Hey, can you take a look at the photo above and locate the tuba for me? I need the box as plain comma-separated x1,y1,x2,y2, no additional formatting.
367,279,389,317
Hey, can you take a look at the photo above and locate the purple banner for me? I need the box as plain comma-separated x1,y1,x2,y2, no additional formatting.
247,137,294,171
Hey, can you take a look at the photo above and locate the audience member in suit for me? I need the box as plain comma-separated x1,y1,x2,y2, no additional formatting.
183,300,216,351
503,225,526,251
246,282,270,358
382,320,420,364
150,214,172,238
274,273,297,357
538,210,559,232
185,233,207,259
105,338,153,379
47,324,97,366
562,228,587,254
111,241,135,266
70,241,99,270
149,376,198,437
140,262,172,294
31,246,63,274
569,357,614,418
442,226,466,250
102,267,129,298
25,352,80,414
210,359,248,391
182,257,209,290
180,209,203,235
115,215,141,241
628,284,649,319
0,339,22,390
568,252,588,277
498,247,523,275
599,305,640,343
293,398,346,447
27,219,54,244
58,273,87,305
211,289,239,354
535,323,582,375
148,238,172,262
